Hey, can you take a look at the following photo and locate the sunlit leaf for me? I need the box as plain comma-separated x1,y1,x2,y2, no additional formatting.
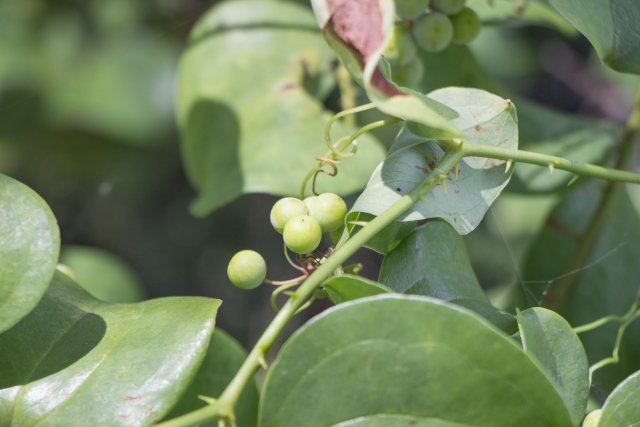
0,174,59,333
260,295,573,427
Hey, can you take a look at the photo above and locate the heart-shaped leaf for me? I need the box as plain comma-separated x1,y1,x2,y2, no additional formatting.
351,86,518,235
549,0,640,74
599,369,640,426
379,220,486,300
178,0,385,216
0,174,60,333
0,272,220,426
517,307,589,425
260,295,573,427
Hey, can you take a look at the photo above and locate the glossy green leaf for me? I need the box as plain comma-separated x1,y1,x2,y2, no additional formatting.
177,0,385,216
332,415,470,426
323,274,391,304
0,174,60,333
352,87,518,235
508,100,618,193
523,185,640,393
164,329,258,427
517,307,589,425
549,0,640,74
59,245,145,303
260,295,573,427
599,369,640,426
468,0,576,35
0,272,220,426
379,220,486,300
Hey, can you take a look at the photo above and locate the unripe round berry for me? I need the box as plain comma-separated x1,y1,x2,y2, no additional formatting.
283,215,322,254
431,0,466,15
395,0,430,19
384,25,417,66
413,12,454,53
450,7,481,44
304,193,348,233
227,250,266,290
581,409,601,427
270,197,308,234
391,57,424,88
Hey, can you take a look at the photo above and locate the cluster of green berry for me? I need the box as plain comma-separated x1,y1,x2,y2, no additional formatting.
385,0,481,86
226,193,348,290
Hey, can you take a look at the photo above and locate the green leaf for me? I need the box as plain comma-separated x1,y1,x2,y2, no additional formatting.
508,100,618,193
0,272,221,426
164,329,259,427
468,0,577,35
352,86,518,235
323,274,391,304
517,307,589,425
260,295,573,427
523,185,640,394
548,0,640,74
177,0,385,216
379,220,486,301
378,220,515,331
0,174,60,333
599,369,640,426
59,245,145,303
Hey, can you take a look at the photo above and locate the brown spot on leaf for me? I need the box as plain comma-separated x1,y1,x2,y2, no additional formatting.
415,165,430,173
474,125,483,132
276,81,297,92
123,396,140,402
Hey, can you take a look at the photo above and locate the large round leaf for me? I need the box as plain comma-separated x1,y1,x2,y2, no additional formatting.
0,272,220,426
260,295,573,427
177,0,385,216
0,174,59,333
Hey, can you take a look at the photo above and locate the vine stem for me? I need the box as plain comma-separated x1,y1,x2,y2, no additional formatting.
156,149,464,427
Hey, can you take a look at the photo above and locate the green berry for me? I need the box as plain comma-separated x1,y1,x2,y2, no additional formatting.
304,193,348,233
450,7,481,44
384,25,417,66
413,12,453,53
283,215,322,254
270,197,308,234
391,56,424,87
581,409,601,427
395,0,430,19
431,0,466,15
227,250,266,290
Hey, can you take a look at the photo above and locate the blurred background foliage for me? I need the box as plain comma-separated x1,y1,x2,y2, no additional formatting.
1,0,639,378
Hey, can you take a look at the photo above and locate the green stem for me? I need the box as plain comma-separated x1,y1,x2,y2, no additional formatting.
300,117,400,198
156,149,464,427
541,86,640,309
588,310,640,385
573,315,626,335
435,140,640,185
336,64,357,128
